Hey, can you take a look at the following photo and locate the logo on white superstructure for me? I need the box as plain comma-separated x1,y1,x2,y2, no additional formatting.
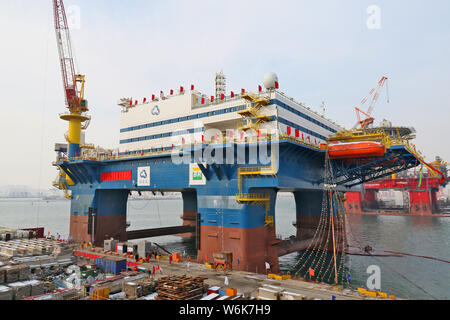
151,106,160,116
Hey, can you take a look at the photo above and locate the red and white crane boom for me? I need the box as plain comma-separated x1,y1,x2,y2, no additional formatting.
354,76,389,129
53,0,88,113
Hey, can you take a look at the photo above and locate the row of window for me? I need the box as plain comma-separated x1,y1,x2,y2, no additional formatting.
119,147,174,156
271,99,338,134
278,118,327,141
119,116,326,145
120,105,247,133
120,127,204,144
120,99,338,135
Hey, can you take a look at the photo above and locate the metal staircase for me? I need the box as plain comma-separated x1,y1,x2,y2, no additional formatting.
53,166,73,200
238,93,272,132
235,166,277,226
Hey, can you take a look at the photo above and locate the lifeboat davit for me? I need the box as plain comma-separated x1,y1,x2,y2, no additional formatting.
328,141,385,159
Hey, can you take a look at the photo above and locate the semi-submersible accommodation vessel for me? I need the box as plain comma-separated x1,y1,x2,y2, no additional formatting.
54,71,425,273
52,0,425,274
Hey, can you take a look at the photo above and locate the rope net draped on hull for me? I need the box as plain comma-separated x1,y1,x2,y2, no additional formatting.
290,153,350,286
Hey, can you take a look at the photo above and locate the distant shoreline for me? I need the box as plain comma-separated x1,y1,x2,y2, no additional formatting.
0,196,183,201
0,197,67,201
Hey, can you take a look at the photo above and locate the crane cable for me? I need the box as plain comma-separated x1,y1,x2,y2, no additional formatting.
36,8,52,228
385,78,390,104
155,195,162,227
128,193,163,227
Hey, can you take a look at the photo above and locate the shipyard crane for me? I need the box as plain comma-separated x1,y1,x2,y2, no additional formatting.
353,76,389,129
53,0,90,159
52,0,92,199
54,0,88,113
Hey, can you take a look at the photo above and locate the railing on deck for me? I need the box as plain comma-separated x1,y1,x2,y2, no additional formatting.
54,134,323,164
235,193,270,202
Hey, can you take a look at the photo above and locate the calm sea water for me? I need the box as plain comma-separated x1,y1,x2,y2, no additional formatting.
0,196,449,300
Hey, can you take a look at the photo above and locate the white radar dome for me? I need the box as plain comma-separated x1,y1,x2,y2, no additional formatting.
263,72,279,90
379,119,392,127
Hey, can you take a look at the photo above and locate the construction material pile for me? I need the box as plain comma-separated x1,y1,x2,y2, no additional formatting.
256,284,306,300
0,262,45,300
84,271,149,300
7,280,44,300
122,277,157,299
0,263,30,283
156,275,206,300
0,238,73,258
26,288,83,301
0,228,34,242
0,285,12,300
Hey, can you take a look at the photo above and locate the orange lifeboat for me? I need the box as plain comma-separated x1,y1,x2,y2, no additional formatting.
328,141,385,159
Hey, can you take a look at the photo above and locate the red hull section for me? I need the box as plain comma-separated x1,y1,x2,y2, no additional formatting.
70,214,127,245
179,209,197,237
70,215,90,243
345,192,363,214
410,191,433,215
329,141,385,159
347,212,449,217
197,225,279,274
345,190,444,217
296,215,321,240
365,178,441,190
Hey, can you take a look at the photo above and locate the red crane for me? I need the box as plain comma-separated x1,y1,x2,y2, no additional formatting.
53,0,88,113
354,76,389,129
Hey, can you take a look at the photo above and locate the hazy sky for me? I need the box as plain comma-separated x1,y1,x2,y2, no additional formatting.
0,0,449,189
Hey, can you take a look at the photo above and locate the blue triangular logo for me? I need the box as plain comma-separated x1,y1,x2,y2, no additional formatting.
151,106,160,116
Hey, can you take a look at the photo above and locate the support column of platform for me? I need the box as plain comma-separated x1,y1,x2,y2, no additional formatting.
95,189,128,245
409,190,433,215
430,189,439,213
294,190,323,240
196,188,279,274
180,190,198,237
69,187,128,246
69,184,96,244
344,192,363,214
363,190,377,210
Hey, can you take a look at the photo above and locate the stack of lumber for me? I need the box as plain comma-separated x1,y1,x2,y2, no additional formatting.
156,275,206,300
